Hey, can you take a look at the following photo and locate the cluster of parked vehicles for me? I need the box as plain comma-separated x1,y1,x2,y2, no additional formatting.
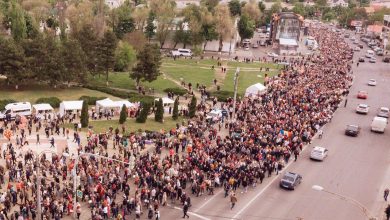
0,102,32,121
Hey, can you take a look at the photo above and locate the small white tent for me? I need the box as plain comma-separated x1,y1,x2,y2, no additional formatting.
155,97,174,106
59,100,83,117
114,100,136,109
95,98,119,113
33,103,54,113
245,83,267,97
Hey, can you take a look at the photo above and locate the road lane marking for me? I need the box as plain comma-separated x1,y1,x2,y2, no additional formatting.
194,189,224,212
169,205,211,220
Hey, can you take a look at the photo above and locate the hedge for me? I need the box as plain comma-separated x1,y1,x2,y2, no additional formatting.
0,99,17,110
210,91,235,102
35,97,61,108
84,85,154,105
163,87,188,96
79,96,107,105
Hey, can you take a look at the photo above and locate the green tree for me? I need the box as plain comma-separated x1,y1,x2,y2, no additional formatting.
172,97,179,120
144,12,156,42
97,30,118,82
155,98,164,122
43,36,65,87
114,41,136,72
61,38,87,84
258,1,265,12
228,0,241,16
0,37,25,87
238,14,254,41
111,3,135,39
188,95,197,118
136,102,150,123
130,43,162,88
150,0,176,48
119,104,127,124
202,0,219,12
214,4,234,52
80,100,89,128
292,3,305,16
24,13,39,39
74,24,100,77
10,1,27,42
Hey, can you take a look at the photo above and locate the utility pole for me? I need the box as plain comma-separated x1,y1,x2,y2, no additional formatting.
232,67,240,121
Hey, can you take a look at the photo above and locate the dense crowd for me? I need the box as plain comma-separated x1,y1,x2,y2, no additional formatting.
0,25,353,220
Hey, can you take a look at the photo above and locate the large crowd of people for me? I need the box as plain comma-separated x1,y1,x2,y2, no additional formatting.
0,25,354,220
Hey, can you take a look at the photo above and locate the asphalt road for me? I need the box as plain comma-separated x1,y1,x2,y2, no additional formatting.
160,35,390,220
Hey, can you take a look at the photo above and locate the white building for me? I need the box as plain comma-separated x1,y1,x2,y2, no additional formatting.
328,0,348,7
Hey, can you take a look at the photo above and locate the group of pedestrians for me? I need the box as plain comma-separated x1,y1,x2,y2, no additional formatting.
0,25,354,220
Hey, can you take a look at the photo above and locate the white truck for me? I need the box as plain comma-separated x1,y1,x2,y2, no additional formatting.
0,102,32,120
371,116,387,133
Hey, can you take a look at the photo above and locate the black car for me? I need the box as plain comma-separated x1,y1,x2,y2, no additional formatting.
345,125,361,137
280,172,302,190
383,57,390,63
358,43,364,49
358,57,365,62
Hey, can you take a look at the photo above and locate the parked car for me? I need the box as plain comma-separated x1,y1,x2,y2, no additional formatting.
383,57,390,63
267,52,279,57
356,104,369,114
369,57,376,63
279,172,302,190
358,43,364,49
0,102,32,120
371,117,387,133
259,41,266,46
354,47,360,52
358,57,365,62
252,43,259,48
171,49,193,57
310,146,328,161
376,50,384,56
345,124,361,137
377,107,390,118
368,79,376,86
357,91,368,99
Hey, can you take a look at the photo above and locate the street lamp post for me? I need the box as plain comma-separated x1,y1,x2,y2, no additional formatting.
311,185,377,220
232,68,240,121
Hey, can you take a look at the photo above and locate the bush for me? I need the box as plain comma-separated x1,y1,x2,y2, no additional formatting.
83,85,154,105
163,87,188,96
80,101,89,128
188,95,197,118
0,99,17,110
172,97,179,120
79,96,106,105
210,91,235,102
136,102,151,123
35,97,61,108
154,98,164,122
119,104,127,124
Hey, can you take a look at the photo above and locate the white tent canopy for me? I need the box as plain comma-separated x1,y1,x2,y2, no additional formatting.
33,103,53,112
245,83,267,97
96,98,118,112
155,97,174,105
59,100,83,117
114,100,136,109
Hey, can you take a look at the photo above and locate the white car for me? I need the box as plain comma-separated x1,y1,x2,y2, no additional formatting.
244,46,250,51
368,79,377,86
267,52,279,57
356,104,369,114
354,47,361,52
310,146,328,161
206,109,222,122
378,107,390,118
369,57,376,63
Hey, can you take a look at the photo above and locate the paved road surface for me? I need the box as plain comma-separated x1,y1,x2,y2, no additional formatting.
159,36,390,220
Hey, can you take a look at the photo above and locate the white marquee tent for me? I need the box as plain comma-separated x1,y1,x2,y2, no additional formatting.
33,103,54,113
245,83,267,97
115,100,137,109
59,100,83,117
96,98,118,112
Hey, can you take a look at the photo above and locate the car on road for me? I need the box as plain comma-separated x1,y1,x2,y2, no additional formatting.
358,43,364,49
171,49,193,57
310,146,329,161
354,47,360,52
358,57,365,62
371,117,387,133
357,91,368,99
368,79,377,86
252,43,258,48
280,172,302,190
259,41,266,46
369,57,376,63
345,124,361,137
356,104,369,114
377,107,390,118
244,46,250,51
376,50,384,56
383,57,390,63
267,52,279,57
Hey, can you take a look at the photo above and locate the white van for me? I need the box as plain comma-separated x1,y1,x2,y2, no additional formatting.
0,102,32,120
365,50,374,58
371,116,387,133
171,49,192,57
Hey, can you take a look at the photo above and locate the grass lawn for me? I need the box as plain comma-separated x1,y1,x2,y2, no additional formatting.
227,61,282,70
88,73,180,94
0,87,121,103
65,117,185,133
221,70,279,95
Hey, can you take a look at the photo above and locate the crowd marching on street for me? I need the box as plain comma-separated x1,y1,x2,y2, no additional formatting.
0,25,354,220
